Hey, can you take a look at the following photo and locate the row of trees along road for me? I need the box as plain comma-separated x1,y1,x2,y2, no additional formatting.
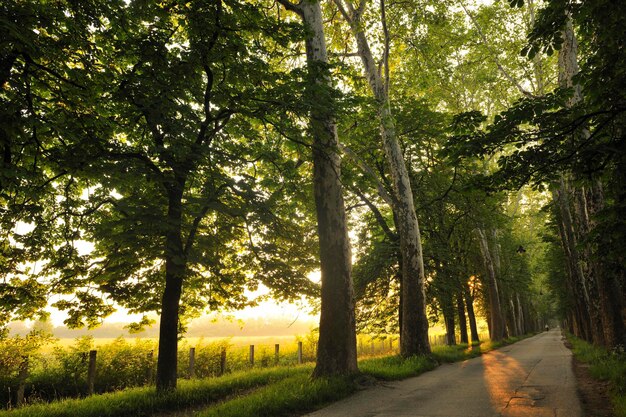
1,0,624,392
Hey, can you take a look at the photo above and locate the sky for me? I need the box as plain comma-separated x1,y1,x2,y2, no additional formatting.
46,296,318,327
45,283,319,329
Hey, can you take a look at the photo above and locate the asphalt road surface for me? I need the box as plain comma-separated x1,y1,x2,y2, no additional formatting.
305,328,581,417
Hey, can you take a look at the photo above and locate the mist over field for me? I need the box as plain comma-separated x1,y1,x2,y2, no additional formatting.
8,315,318,339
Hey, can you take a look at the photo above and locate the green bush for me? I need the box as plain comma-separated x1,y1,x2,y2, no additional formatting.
0,331,55,407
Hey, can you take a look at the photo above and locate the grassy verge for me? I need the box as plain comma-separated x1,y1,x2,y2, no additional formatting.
360,336,526,380
566,334,626,417
2,335,531,417
0,365,312,417
199,335,529,417
197,373,356,417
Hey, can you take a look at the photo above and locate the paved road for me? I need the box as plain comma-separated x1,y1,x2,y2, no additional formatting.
305,329,581,417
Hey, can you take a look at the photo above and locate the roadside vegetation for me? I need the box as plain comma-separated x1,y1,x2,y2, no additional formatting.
567,334,626,417
0,336,529,417
0,365,313,417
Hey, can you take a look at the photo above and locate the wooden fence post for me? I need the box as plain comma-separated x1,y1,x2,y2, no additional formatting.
87,350,97,395
274,344,280,364
249,345,254,367
297,341,303,364
189,347,196,378
16,356,29,406
219,347,227,376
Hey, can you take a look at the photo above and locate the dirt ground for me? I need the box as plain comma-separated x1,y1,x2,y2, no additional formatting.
565,340,615,417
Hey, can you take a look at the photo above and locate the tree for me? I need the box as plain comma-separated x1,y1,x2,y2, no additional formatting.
331,0,430,357
276,0,358,377
444,0,626,348
3,0,320,391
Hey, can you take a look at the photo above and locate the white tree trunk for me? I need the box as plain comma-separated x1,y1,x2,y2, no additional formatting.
344,6,430,356
477,227,506,341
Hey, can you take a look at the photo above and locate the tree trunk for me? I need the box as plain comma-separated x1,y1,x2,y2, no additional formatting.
281,0,358,377
557,14,625,348
553,182,593,341
457,291,469,344
477,227,506,341
573,187,605,345
442,294,456,346
465,291,480,343
521,296,534,333
508,296,518,337
515,293,524,335
156,184,186,391
346,5,430,357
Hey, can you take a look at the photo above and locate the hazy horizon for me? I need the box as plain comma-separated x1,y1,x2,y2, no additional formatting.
9,311,319,339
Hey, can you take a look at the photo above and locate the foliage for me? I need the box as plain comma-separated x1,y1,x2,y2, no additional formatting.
1,0,321,332
0,330,55,406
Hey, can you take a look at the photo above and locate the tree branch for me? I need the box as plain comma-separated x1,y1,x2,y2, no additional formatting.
380,0,391,95
332,0,353,24
353,187,397,241
183,203,211,257
457,0,534,98
276,0,303,16
23,54,86,90
341,144,394,206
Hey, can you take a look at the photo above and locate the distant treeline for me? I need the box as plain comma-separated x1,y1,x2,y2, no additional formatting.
8,316,318,339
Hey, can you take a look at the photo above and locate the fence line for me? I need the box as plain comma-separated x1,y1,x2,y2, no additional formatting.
4,333,484,407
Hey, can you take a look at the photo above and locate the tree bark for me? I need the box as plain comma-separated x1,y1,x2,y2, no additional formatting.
465,291,480,343
334,0,430,356
156,184,186,391
457,291,469,344
279,0,358,377
508,296,518,337
556,13,625,348
442,293,456,346
515,293,528,335
476,227,506,341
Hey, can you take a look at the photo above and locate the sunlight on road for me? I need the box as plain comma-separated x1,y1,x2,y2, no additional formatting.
482,349,528,411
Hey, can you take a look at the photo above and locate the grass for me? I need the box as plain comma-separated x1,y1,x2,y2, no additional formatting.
2,335,528,417
0,365,312,417
197,373,356,417
358,353,437,379
566,334,626,417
